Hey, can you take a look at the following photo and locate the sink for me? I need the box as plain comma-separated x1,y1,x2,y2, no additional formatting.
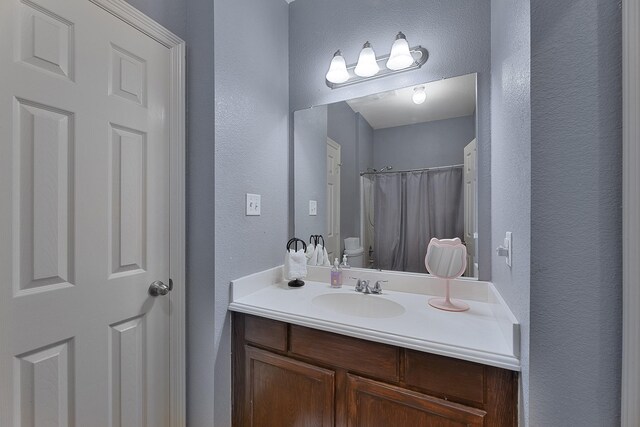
312,293,406,318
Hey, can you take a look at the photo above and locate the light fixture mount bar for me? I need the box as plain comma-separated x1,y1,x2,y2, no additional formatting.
326,46,429,89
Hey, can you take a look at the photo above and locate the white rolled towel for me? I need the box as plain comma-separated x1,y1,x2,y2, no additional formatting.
309,244,320,266
322,246,331,266
284,249,308,280
315,244,324,265
305,243,316,264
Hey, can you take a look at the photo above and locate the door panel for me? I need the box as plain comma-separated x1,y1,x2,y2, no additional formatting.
109,123,147,276
14,98,75,294
0,0,172,425
110,315,146,427
15,338,74,427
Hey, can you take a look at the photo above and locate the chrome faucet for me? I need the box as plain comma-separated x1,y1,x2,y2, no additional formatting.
352,278,369,292
371,280,387,294
351,278,387,294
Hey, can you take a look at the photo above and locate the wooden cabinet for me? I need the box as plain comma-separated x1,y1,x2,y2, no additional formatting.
346,375,485,427
233,313,517,427
244,346,334,427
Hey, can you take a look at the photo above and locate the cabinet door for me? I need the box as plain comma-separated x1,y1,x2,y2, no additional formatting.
245,346,335,427
346,374,486,427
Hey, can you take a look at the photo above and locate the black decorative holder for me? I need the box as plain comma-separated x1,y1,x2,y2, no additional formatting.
309,234,325,248
288,278,305,288
286,238,307,287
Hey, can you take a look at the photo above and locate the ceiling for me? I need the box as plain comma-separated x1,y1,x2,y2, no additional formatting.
346,73,476,130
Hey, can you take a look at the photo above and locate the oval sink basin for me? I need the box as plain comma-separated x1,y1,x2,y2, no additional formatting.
312,293,406,319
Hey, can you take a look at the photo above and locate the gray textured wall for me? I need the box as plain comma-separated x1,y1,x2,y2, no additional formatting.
294,106,328,241
214,0,290,425
490,0,530,425
124,0,216,425
289,0,492,280
357,114,374,172
530,0,622,425
125,0,186,38
184,0,216,425
372,115,475,171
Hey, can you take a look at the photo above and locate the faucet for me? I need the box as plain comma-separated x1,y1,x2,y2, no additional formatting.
351,277,387,294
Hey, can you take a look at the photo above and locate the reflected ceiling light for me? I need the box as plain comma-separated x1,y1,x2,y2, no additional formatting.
412,86,427,104
324,32,429,89
386,32,415,70
325,50,350,84
354,42,380,77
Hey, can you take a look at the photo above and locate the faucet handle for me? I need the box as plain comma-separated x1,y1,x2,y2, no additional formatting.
350,277,370,292
372,280,387,294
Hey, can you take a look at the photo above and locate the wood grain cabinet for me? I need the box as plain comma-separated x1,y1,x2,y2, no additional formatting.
233,313,518,427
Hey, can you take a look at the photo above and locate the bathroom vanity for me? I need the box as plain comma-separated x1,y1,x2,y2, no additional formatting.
229,266,520,426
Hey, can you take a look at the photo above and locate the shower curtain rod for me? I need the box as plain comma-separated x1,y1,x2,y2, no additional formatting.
360,164,464,176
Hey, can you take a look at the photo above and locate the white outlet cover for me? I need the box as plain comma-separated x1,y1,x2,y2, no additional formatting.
309,200,317,216
246,193,261,216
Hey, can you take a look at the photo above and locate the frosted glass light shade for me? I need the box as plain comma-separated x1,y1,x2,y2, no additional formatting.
412,86,426,104
325,51,350,84
386,32,415,71
354,42,379,77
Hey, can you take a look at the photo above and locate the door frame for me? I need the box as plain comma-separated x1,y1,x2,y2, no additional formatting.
623,0,639,425
89,1,186,425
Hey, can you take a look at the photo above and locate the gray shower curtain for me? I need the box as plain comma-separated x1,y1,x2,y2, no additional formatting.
373,167,464,273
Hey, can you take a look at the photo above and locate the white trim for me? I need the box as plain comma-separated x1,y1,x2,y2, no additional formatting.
623,0,639,425
88,1,186,426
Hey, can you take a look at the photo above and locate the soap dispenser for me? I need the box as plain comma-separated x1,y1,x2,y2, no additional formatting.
340,254,351,269
330,258,342,288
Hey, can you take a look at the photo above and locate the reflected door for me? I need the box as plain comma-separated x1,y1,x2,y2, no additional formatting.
463,139,478,277
326,138,341,260
0,0,172,425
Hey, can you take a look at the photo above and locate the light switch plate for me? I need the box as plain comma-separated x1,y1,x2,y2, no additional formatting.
246,193,261,216
309,200,317,216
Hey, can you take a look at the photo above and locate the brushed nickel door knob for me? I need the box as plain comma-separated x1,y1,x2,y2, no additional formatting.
149,280,171,297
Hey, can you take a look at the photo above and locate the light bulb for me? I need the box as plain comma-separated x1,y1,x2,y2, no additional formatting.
325,50,350,84
386,32,415,71
412,86,426,104
354,42,380,77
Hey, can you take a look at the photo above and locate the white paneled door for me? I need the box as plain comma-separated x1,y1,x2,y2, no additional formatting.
0,0,174,426
463,139,477,278
326,138,341,261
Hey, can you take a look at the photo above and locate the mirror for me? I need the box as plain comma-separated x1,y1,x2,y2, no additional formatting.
425,237,470,312
424,238,467,279
293,73,479,277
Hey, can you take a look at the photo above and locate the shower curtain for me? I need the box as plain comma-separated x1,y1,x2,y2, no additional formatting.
373,167,464,273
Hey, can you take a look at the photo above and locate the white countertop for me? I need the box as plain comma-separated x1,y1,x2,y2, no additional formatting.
229,266,520,371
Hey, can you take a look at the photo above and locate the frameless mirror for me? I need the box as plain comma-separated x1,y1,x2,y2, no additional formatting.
425,237,470,312
293,73,479,277
424,238,467,279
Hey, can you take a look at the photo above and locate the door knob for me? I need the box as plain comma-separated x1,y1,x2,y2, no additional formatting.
149,280,171,297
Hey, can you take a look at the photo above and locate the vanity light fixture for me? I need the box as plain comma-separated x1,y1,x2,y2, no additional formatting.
354,42,380,77
412,86,427,104
325,32,429,89
325,50,350,84
387,32,415,70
